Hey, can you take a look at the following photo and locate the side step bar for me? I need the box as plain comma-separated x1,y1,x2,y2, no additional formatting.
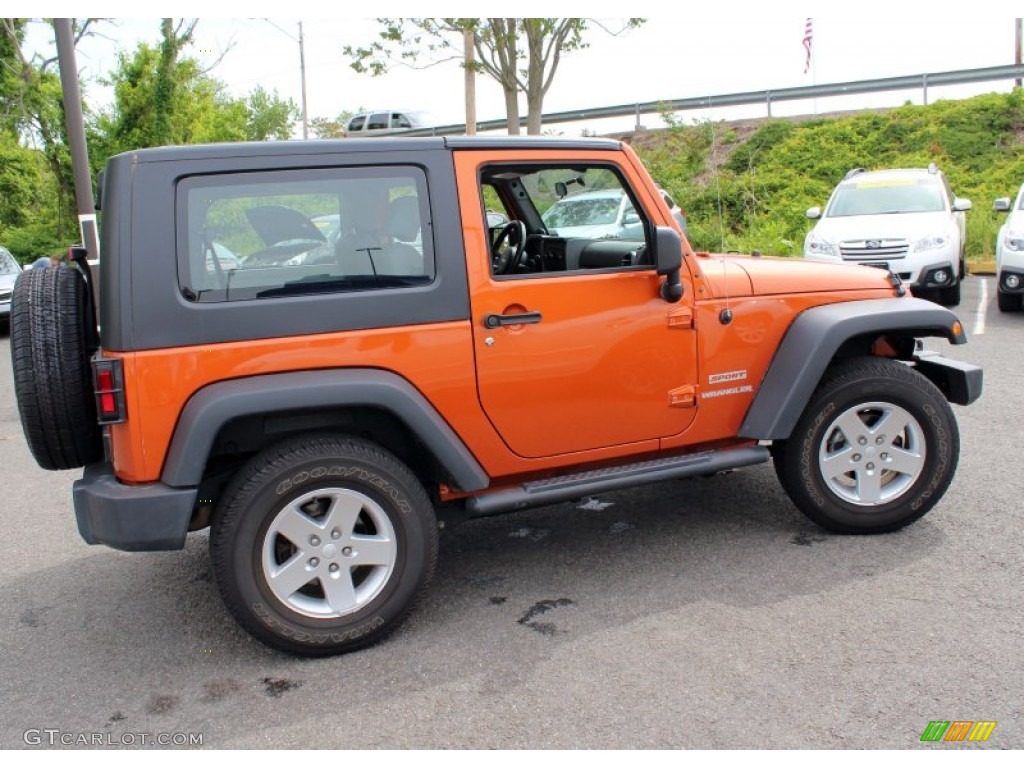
466,445,771,517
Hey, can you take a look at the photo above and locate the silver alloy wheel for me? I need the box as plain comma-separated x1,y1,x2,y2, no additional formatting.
261,488,397,618
817,401,926,506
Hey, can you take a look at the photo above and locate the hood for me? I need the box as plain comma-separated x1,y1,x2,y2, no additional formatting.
813,211,955,243
245,205,326,246
696,254,894,296
547,223,624,239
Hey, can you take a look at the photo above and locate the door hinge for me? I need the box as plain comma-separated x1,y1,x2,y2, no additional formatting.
668,385,696,408
668,307,693,329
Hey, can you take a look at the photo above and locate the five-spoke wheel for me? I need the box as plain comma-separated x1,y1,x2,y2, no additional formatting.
211,435,437,656
773,357,958,533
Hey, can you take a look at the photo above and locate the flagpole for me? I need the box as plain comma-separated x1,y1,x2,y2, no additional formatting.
803,18,817,116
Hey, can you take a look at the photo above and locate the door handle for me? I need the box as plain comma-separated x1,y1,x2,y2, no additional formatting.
482,311,543,329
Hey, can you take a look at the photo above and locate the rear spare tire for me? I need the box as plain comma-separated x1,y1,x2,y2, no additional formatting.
10,266,102,469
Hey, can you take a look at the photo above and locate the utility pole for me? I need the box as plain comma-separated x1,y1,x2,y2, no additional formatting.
1016,18,1022,89
298,21,309,139
464,27,476,136
264,19,309,139
54,19,100,263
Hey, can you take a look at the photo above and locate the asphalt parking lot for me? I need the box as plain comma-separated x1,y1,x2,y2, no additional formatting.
0,274,1020,749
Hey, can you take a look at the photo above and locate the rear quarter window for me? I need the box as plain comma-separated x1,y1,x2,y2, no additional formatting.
177,166,433,303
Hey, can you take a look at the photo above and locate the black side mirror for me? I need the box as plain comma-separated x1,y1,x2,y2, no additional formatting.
654,226,683,303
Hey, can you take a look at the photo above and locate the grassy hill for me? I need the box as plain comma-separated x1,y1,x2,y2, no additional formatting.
627,90,1024,261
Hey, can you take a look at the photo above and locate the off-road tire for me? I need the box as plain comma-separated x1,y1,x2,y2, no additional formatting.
211,434,438,656
10,267,101,470
772,357,959,534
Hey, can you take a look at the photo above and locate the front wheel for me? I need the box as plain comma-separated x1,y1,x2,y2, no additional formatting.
211,434,437,656
773,357,959,534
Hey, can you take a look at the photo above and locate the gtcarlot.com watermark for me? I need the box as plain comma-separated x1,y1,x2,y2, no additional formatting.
24,729,203,747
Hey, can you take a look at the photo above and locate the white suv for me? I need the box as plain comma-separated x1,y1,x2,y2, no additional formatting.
993,186,1024,312
803,166,971,306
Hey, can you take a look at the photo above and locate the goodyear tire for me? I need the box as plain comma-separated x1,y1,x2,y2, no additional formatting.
772,357,958,534
211,434,438,656
10,266,102,470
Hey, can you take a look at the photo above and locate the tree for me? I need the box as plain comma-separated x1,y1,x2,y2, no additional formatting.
0,18,104,247
309,108,362,139
94,26,297,155
245,86,299,141
345,18,643,136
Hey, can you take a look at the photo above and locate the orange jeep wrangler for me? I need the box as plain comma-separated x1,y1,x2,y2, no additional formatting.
10,137,982,656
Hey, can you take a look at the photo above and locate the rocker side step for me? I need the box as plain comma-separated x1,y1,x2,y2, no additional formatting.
466,446,771,517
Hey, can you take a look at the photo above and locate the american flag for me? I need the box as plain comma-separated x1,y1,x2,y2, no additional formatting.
803,18,814,74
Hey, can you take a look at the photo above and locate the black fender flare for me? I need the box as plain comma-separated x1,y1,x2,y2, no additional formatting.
160,369,489,492
738,298,967,441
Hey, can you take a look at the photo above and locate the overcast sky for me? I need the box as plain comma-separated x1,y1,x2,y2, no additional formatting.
22,2,1024,136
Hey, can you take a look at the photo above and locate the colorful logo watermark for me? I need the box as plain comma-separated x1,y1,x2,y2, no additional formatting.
920,720,996,742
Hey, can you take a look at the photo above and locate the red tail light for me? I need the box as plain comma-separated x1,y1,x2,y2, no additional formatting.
92,357,126,424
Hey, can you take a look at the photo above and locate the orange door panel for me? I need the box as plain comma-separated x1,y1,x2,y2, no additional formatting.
471,270,697,458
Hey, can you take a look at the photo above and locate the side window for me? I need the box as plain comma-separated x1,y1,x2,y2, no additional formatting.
367,112,389,130
178,167,432,303
393,113,411,129
480,164,653,277
347,115,365,132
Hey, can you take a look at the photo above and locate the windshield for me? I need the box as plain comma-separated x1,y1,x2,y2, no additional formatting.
0,247,20,275
543,197,621,227
827,178,945,217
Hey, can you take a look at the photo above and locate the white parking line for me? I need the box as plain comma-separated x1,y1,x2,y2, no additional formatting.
972,277,988,336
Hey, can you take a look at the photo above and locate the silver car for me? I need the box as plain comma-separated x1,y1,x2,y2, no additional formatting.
0,245,21,324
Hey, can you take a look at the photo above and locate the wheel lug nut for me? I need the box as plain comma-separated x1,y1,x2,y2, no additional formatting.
309,557,319,567
866,463,874,471
876,437,884,445
852,453,861,462
310,535,320,546
858,437,867,445
342,547,353,556
329,563,339,573
881,453,888,460
331,529,341,540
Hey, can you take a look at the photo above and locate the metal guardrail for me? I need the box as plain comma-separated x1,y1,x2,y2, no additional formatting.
398,63,1024,137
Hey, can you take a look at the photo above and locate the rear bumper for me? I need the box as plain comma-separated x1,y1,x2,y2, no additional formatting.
72,463,196,551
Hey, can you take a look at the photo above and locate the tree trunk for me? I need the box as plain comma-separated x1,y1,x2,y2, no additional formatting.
526,91,543,135
463,28,476,136
525,22,545,135
503,85,520,136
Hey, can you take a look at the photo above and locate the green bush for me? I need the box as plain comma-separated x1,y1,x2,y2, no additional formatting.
634,90,1024,260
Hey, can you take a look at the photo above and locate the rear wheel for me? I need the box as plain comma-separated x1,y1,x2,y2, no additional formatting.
10,267,101,469
997,291,1022,312
211,434,437,656
773,357,958,534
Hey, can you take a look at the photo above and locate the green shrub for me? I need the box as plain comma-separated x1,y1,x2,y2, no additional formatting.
635,90,1024,261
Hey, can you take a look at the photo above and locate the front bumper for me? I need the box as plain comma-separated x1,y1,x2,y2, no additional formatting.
73,463,196,551
914,351,983,406
997,266,1024,295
